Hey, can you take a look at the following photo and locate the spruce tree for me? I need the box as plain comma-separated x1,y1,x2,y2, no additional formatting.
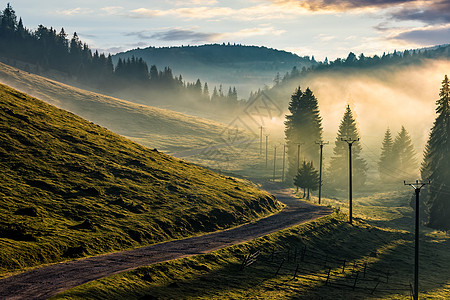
378,128,394,180
328,105,367,188
284,87,323,179
294,161,320,199
421,75,450,230
392,126,417,179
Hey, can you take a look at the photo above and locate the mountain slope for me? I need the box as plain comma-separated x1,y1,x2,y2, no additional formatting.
0,83,280,276
0,62,259,169
114,44,315,96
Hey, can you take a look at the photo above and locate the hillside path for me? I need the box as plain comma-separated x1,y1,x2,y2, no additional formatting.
0,189,332,300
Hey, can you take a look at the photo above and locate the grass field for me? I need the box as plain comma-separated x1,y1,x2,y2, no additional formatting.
52,187,450,299
0,83,282,277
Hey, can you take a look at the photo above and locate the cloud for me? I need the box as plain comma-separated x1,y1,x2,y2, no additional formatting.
101,6,124,15
149,29,220,42
125,3,313,21
391,26,450,45
389,0,450,25
271,0,412,12
174,0,218,5
57,7,94,16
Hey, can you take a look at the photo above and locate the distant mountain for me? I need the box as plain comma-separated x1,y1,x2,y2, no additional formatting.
113,44,316,97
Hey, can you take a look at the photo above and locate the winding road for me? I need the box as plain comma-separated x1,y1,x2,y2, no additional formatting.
0,189,332,300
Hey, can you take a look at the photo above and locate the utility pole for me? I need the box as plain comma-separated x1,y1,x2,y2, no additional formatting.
315,140,328,204
282,144,286,183
273,146,277,181
259,126,263,156
341,137,359,224
265,135,269,169
404,180,430,300
295,143,304,192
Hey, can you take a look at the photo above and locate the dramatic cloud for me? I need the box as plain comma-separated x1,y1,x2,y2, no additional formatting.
389,0,450,25
391,26,450,45
271,0,413,12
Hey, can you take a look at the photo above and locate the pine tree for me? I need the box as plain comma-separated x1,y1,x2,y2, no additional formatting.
392,126,417,179
421,75,450,230
284,87,323,179
378,128,394,180
328,105,367,188
294,161,320,199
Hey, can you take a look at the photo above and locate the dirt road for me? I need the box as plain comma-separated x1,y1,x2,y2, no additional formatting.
0,189,332,300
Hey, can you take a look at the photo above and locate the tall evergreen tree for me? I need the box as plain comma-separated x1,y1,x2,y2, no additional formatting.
328,105,367,188
421,75,450,230
378,127,394,180
392,126,417,179
284,87,323,179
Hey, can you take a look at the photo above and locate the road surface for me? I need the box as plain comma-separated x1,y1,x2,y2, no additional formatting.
0,189,332,299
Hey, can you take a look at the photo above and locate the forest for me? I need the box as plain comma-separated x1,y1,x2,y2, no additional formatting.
285,76,450,230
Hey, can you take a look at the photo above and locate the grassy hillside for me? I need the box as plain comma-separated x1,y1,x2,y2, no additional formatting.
0,83,281,276
52,190,450,299
0,62,264,171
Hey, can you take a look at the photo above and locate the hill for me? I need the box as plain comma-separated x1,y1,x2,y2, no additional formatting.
0,62,263,171
0,83,281,276
113,44,315,97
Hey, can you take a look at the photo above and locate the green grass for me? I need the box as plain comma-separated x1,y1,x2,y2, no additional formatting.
0,83,281,277
52,189,450,299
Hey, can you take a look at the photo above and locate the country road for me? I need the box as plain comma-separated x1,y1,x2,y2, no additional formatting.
0,189,332,300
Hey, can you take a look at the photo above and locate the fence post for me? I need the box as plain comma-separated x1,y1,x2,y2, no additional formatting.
275,258,285,276
371,281,380,295
342,260,346,273
301,246,306,262
240,254,249,271
325,267,332,285
353,271,359,290
293,264,300,280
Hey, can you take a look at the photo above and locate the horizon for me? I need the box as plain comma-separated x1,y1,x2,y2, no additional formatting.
9,0,450,61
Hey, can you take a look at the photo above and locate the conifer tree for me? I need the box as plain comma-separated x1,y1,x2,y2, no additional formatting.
328,105,367,188
378,127,394,180
421,75,450,230
294,161,320,199
392,126,417,178
284,87,323,179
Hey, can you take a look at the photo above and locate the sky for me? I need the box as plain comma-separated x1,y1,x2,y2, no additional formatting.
8,0,450,60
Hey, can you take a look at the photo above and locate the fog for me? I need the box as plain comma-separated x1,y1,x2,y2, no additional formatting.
250,60,450,155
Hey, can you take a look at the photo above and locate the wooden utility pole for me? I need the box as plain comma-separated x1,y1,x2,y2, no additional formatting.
273,146,277,181
265,135,269,168
260,126,263,156
315,140,328,204
404,180,430,300
282,144,286,182
341,137,359,224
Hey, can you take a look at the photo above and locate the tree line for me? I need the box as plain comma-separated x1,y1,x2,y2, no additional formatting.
0,4,243,113
274,46,450,88
284,77,450,231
